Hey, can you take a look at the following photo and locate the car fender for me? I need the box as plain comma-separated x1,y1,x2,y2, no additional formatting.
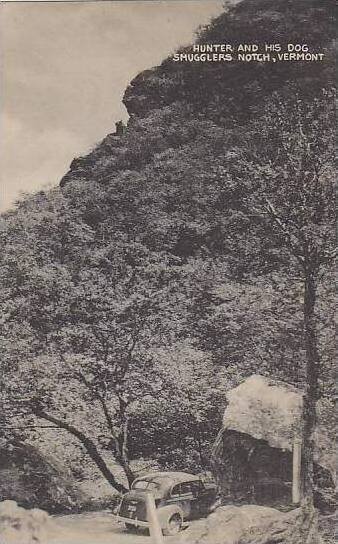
156,504,184,528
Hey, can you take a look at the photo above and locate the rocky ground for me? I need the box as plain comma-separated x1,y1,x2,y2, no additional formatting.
47,506,336,544
1,503,335,544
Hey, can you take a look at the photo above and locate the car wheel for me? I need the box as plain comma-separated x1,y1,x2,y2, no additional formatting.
163,513,183,536
125,523,138,533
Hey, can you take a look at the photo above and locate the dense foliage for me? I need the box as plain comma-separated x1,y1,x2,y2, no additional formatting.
0,0,335,509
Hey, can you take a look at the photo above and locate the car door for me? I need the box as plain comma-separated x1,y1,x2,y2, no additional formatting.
186,481,207,518
196,480,220,515
180,481,198,518
178,481,202,519
166,482,194,519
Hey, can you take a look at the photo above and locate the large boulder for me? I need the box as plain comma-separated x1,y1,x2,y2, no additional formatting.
0,500,51,544
212,376,336,511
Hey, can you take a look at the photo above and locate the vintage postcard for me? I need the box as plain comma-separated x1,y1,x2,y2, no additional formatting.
0,1,336,543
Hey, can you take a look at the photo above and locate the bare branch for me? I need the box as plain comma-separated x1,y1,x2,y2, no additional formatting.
31,404,127,494
263,197,305,265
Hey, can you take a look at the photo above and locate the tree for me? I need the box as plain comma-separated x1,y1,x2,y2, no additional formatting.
218,88,336,504
1,3,335,510
128,342,225,472
1,190,188,493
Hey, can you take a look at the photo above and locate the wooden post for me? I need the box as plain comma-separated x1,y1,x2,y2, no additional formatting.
292,438,302,504
146,493,164,544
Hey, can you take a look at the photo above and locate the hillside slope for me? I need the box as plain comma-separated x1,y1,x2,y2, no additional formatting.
0,441,86,512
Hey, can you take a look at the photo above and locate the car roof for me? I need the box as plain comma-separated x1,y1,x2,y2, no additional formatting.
134,471,200,485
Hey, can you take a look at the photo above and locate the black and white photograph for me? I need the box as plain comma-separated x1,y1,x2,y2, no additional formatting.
0,1,336,543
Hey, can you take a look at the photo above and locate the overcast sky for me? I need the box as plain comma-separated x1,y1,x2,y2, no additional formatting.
0,0,223,212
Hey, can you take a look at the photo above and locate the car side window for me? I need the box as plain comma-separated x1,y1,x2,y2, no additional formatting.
171,484,181,497
180,481,202,495
171,481,203,497
191,481,202,495
180,482,193,495
191,481,203,496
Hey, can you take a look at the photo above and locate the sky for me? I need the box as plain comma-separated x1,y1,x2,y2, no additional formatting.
0,0,223,212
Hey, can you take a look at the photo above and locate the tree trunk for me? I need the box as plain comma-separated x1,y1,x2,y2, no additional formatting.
97,394,135,488
118,455,135,489
301,271,320,502
116,403,135,488
32,406,128,494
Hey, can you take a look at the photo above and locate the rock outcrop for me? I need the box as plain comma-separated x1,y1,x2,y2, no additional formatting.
59,0,335,190
0,442,85,513
0,500,50,544
212,376,336,511
179,506,329,544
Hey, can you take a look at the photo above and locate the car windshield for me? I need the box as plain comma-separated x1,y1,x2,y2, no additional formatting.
132,480,159,491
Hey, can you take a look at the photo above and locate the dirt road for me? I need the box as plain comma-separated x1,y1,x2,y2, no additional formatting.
48,512,199,544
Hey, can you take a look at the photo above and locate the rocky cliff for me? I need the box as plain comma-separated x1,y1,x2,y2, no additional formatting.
60,0,335,191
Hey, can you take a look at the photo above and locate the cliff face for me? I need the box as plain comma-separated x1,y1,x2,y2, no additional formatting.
60,0,335,190
122,0,334,118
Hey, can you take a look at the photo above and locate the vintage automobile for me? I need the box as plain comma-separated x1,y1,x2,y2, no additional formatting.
114,471,220,536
